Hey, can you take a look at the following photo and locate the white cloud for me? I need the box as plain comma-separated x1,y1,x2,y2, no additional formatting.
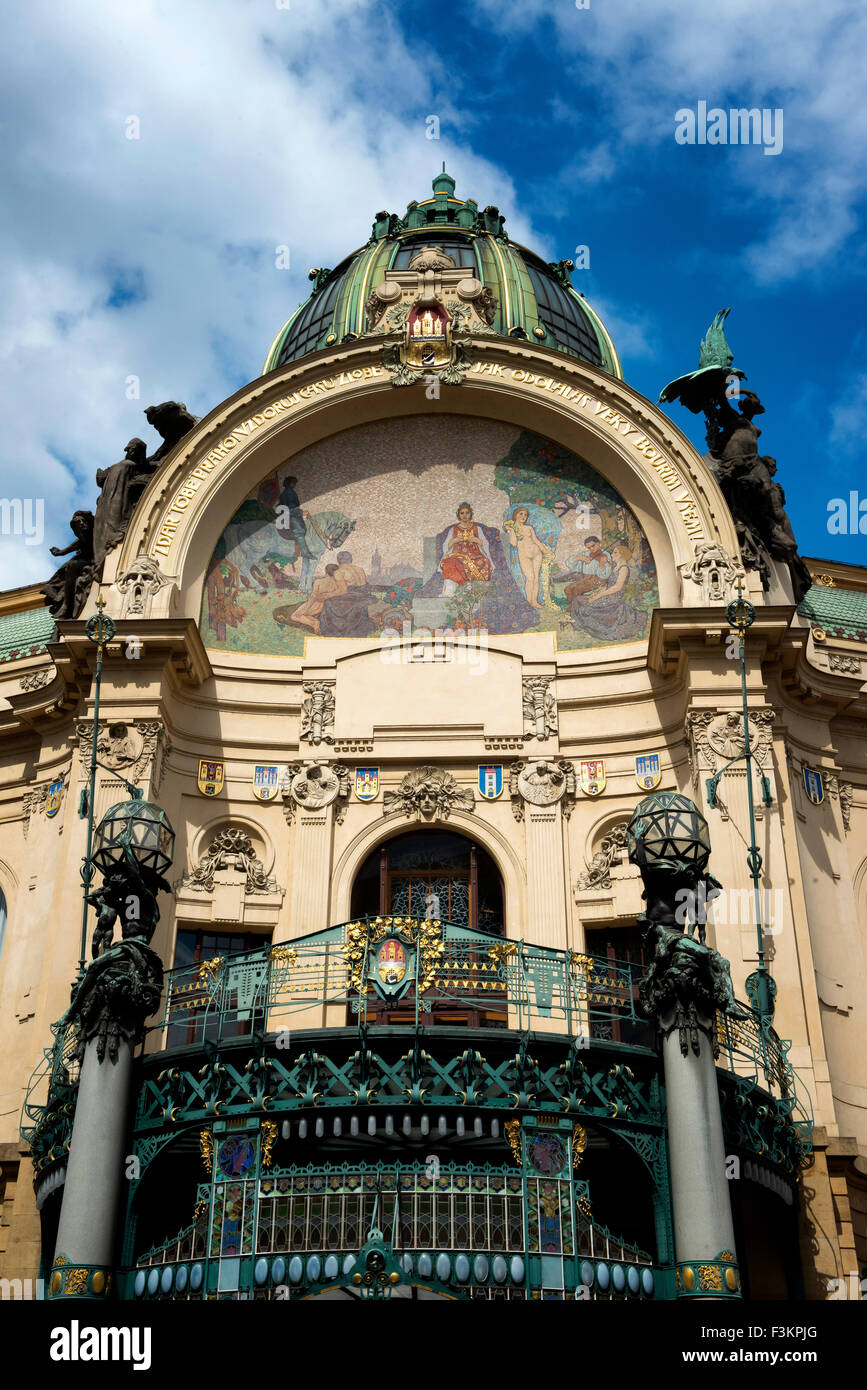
583,296,653,360
829,370,867,450
476,0,867,285
0,0,536,591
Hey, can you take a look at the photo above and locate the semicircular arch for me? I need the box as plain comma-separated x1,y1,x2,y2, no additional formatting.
329,809,526,940
109,344,740,640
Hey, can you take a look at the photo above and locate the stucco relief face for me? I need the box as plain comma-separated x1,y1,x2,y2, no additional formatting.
198,416,659,656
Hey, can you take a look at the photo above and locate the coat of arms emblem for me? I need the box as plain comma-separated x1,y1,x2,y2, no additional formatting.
45,778,64,818
252,765,279,802
803,768,824,805
478,765,503,800
375,937,411,997
579,759,606,796
354,767,379,801
635,754,661,791
198,759,225,797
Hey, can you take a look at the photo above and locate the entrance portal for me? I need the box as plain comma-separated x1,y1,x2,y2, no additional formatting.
351,830,504,936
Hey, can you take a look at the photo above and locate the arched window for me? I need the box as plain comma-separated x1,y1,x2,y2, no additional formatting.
0,888,6,968
351,829,504,935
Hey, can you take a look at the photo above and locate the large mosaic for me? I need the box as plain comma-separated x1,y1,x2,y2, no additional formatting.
199,418,658,655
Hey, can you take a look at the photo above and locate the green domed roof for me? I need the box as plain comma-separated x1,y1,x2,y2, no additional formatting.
263,169,621,377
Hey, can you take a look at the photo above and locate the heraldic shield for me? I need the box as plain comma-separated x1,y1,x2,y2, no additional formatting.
252,765,279,802
45,778,64,818
198,759,225,797
354,767,379,801
803,768,824,805
635,754,661,791
374,936,413,999
579,759,606,796
478,764,503,800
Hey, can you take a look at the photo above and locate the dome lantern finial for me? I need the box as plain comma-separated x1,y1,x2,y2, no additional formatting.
432,165,456,198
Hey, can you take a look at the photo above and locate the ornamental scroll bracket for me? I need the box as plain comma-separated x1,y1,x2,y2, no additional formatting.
576,821,631,891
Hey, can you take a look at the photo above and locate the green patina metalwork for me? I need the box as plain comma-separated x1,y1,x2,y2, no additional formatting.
20,1016,80,1183
136,1034,660,1129
798,582,867,643
261,169,620,376
153,918,648,1040
22,918,812,1199
0,604,56,664
122,1120,660,1302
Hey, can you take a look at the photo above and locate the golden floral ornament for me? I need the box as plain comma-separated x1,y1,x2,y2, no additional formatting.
271,945,298,968
261,1120,277,1168
572,1124,587,1169
343,916,445,995
698,1264,723,1291
65,1268,89,1296
200,1129,214,1174
504,1119,522,1165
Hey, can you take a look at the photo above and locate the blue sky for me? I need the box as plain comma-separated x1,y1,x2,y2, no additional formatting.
1,0,865,590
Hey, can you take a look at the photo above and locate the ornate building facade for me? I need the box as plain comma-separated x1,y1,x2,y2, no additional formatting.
0,171,865,1302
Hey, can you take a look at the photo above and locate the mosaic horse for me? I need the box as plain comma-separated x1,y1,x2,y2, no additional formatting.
223,510,355,594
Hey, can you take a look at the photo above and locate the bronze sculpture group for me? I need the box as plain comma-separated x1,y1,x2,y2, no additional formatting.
660,308,811,603
42,401,197,620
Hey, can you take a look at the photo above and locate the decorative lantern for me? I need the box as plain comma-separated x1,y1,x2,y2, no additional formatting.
91,798,175,879
627,791,719,936
627,791,711,877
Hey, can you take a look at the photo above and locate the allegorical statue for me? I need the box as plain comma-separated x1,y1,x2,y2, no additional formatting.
88,843,171,958
659,309,811,603
42,401,198,619
143,400,198,462
92,438,151,571
43,510,95,619
62,837,173,1063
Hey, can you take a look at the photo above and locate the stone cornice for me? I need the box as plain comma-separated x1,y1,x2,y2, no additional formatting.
0,584,46,617
0,619,211,738
647,606,795,678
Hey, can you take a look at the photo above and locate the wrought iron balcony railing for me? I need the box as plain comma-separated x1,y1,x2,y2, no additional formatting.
156,917,649,1049
21,918,814,1181
154,917,812,1128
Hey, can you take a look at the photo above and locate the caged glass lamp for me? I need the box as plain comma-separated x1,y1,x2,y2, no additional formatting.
627,790,712,876
91,798,175,879
627,790,718,935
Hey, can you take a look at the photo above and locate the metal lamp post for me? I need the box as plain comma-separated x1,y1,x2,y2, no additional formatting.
48,606,175,1301
628,791,742,1300
705,579,774,1020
